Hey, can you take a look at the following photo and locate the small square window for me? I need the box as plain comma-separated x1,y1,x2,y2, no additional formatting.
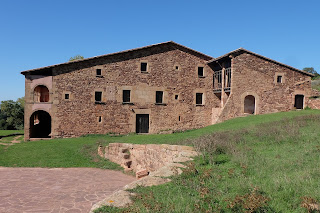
95,91,102,102
141,63,147,72
198,67,204,77
123,90,131,103
175,66,179,70
96,69,102,76
175,95,179,100
65,94,70,100
156,91,163,104
196,93,203,105
277,75,282,83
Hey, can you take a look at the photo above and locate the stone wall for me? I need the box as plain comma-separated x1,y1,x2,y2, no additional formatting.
50,44,215,138
217,53,312,122
99,143,197,177
307,98,320,109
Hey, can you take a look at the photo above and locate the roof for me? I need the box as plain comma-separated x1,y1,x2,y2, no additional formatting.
208,48,314,77
21,41,213,75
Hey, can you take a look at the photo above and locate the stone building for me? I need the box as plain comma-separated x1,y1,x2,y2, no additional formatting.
21,41,313,140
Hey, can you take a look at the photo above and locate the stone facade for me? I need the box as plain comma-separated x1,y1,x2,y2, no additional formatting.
21,42,314,140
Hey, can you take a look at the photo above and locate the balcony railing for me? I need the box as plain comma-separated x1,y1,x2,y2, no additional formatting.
213,67,231,92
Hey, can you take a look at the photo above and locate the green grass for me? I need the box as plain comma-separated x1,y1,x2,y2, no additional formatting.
0,135,24,144
1,110,320,169
94,111,320,213
0,130,24,136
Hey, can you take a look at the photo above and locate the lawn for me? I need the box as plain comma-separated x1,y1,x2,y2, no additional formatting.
0,129,24,137
1,110,320,169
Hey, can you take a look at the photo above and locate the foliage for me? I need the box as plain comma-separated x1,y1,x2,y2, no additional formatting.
69,55,84,61
303,67,320,79
0,97,24,130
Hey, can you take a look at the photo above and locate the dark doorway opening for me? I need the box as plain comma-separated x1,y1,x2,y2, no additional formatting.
244,95,255,114
136,114,149,133
30,110,51,138
295,95,304,109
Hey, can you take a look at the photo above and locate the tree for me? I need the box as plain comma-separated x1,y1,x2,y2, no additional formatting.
0,97,24,130
69,55,84,61
303,67,319,79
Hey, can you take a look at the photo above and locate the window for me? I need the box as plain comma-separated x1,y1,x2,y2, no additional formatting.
277,75,282,83
95,91,102,102
198,67,204,77
96,69,102,76
98,116,102,123
156,91,163,104
178,116,181,121
175,95,179,100
123,90,131,103
34,85,49,102
65,94,70,100
196,93,203,105
141,62,147,72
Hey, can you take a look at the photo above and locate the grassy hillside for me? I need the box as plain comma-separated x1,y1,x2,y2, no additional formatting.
1,110,320,169
312,79,320,92
95,111,320,213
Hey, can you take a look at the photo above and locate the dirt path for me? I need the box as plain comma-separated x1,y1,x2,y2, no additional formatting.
0,135,22,146
0,167,136,213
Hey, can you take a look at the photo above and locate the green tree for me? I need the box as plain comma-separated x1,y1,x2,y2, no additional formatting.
303,67,319,79
0,97,24,130
69,55,84,61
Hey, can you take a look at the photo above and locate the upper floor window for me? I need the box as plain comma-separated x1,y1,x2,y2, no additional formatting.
141,62,148,72
65,94,70,100
277,75,282,83
156,91,163,104
96,69,102,76
123,90,131,103
95,91,102,102
34,85,49,102
198,67,204,77
196,93,203,105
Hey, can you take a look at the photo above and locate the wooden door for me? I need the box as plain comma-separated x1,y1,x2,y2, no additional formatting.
295,95,304,109
136,114,149,133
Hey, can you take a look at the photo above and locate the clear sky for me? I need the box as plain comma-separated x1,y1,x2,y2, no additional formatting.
0,0,319,102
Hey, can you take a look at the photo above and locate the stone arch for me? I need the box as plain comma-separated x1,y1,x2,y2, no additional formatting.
241,92,259,115
33,85,50,102
30,110,51,138
244,95,255,114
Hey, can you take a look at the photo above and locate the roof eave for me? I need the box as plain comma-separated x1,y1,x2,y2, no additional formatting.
21,41,213,75
208,48,314,77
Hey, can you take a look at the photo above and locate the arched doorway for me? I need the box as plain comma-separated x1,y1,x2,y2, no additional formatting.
244,95,255,114
30,110,51,138
34,85,49,102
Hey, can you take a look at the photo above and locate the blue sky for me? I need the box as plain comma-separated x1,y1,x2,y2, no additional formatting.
0,0,319,102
